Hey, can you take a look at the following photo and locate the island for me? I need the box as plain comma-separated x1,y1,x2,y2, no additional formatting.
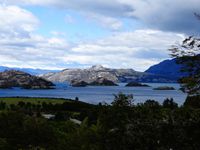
125,81,150,87
89,77,118,86
153,86,175,90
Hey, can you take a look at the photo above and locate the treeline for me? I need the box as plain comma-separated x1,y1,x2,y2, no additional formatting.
0,99,98,121
0,94,200,149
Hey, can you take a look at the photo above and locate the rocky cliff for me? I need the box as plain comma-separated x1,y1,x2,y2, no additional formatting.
0,70,54,89
70,77,118,87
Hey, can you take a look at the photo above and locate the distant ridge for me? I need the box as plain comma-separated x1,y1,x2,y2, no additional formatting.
0,60,183,83
0,66,60,75
145,58,186,80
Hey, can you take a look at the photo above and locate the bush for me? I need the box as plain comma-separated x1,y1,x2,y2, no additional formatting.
163,98,178,109
184,95,200,108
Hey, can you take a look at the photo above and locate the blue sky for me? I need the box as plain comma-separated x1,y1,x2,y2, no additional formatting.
27,6,110,41
26,5,144,42
0,0,198,71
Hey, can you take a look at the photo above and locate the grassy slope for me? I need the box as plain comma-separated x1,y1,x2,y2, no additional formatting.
0,97,72,105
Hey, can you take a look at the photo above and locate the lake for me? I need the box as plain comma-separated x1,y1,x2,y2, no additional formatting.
0,83,187,105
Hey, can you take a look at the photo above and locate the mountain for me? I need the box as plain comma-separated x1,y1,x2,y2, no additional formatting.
0,70,54,89
41,65,177,83
0,66,9,72
145,58,186,80
0,66,59,75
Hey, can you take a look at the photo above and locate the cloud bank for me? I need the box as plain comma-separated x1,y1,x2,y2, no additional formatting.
1,0,197,71
0,5,185,71
3,0,200,34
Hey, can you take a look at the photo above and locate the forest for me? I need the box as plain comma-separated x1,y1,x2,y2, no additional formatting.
0,94,200,150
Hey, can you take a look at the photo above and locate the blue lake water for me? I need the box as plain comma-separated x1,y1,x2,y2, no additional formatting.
0,83,187,105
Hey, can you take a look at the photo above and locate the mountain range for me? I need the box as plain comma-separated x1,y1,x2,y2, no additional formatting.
40,65,177,83
0,66,59,75
0,58,185,83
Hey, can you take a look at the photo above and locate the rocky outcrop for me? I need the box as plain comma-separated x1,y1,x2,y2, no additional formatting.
0,70,54,89
41,65,176,83
125,82,150,87
70,77,118,87
41,65,119,83
89,78,118,86
153,86,175,90
71,80,88,87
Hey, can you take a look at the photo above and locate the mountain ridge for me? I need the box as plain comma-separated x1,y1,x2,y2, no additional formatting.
0,70,54,89
41,65,177,83
0,61,184,83
0,66,59,75
145,58,186,79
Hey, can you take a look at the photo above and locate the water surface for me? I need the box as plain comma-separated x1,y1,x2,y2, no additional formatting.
0,83,187,105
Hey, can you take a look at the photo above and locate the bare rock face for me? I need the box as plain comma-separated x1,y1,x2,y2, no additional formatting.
41,65,137,83
41,65,177,83
0,70,54,89
70,80,88,87
89,77,118,86
70,77,118,87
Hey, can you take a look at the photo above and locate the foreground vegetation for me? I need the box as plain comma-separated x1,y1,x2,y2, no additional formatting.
0,95,200,150
0,97,67,105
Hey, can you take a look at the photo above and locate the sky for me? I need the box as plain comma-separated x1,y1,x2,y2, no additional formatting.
0,0,199,71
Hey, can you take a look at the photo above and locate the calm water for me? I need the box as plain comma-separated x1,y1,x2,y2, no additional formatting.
0,83,187,105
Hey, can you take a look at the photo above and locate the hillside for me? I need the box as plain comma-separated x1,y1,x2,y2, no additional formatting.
41,65,177,83
0,70,54,89
145,58,186,80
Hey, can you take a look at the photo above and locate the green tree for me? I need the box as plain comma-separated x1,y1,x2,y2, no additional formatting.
111,92,134,107
170,36,200,96
163,98,178,109
170,11,200,97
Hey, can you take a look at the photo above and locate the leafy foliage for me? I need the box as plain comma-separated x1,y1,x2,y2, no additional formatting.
0,95,199,149
169,36,200,95
111,92,134,107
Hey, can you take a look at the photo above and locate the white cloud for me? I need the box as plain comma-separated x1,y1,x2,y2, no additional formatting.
3,0,131,17
119,0,200,34
0,4,186,71
50,31,66,37
0,5,39,39
2,0,129,30
3,0,200,33
0,5,70,70
65,14,75,24
62,30,185,71
86,13,123,30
